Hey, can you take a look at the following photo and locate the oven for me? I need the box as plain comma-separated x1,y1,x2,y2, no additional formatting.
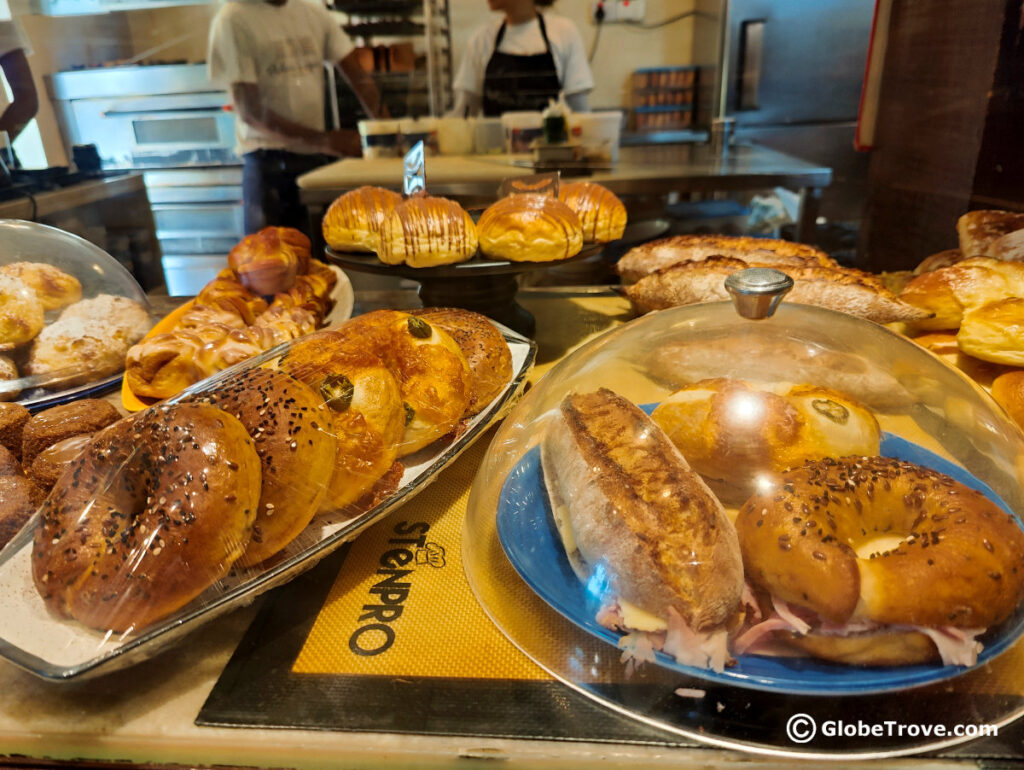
49,63,243,293
61,93,237,169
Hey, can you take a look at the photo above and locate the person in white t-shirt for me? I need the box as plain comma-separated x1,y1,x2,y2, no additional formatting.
208,0,385,235
0,19,38,167
451,0,593,117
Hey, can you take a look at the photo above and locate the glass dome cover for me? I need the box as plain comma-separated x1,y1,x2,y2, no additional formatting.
0,219,152,405
463,276,1024,759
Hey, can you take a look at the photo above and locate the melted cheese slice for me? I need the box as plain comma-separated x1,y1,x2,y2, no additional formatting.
618,597,668,633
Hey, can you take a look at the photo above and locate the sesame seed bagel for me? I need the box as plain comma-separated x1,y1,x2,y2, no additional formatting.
736,456,1024,644
186,367,338,565
31,403,262,633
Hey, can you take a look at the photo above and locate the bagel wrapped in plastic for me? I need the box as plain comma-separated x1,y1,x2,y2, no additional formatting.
4,303,520,659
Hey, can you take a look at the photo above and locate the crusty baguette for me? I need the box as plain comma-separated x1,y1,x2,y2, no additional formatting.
624,256,930,323
616,234,835,284
540,388,743,631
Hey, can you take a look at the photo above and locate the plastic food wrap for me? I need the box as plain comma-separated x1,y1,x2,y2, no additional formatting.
0,219,153,407
463,286,1024,756
0,306,534,679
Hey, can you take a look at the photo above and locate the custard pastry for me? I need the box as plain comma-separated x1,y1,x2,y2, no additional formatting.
0,262,81,310
557,182,627,243
377,195,478,267
477,194,583,262
323,186,403,253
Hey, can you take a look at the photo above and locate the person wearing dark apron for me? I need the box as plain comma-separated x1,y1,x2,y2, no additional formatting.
482,12,563,116
449,1,593,119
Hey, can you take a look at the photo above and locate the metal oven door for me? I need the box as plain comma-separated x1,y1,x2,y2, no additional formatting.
65,93,238,168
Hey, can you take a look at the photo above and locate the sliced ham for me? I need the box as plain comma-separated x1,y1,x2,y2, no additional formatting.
915,626,984,667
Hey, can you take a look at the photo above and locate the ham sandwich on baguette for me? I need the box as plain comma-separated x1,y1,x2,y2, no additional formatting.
540,388,744,671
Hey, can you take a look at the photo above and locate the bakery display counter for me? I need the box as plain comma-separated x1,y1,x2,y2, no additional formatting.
0,287,1022,770
298,144,832,244
0,173,162,292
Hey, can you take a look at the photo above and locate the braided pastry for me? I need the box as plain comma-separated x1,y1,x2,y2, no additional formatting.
124,230,337,402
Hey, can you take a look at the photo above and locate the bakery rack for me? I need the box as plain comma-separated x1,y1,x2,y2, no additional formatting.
328,0,453,120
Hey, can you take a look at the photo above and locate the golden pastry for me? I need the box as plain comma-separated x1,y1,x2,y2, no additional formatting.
0,274,44,350
228,227,312,295
377,195,478,267
477,194,583,262
557,181,627,243
323,186,403,253
0,262,82,310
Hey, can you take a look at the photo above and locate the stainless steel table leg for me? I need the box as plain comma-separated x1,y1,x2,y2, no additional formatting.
797,186,823,244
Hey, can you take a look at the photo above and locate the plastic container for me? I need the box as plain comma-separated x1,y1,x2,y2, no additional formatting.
0,219,152,407
574,110,623,163
473,117,505,155
463,270,1024,758
358,119,401,159
437,117,475,155
399,117,439,156
0,307,535,680
501,111,544,154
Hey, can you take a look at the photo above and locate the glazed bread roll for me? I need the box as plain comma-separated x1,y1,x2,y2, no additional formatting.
322,186,403,253
958,210,1024,256
337,310,472,455
229,227,312,296
991,371,1024,430
557,182,627,243
0,274,44,349
898,257,1024,330
736,456,1024,665
409,307,512,414
125,323,286,400
477,194,583,263
0,262,82,310
989,229,1024,262
913,249,964,275
377,195,478,267
542,388,743,635
957,297,1024,365
278,332,405,510
32,403,262,632
617,234,835,284
651,379,880,504
626,255,930,323
195,278,269,325
188,367,337,565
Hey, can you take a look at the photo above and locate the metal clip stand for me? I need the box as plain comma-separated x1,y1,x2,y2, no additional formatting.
724,267,794,320
403,140,426,196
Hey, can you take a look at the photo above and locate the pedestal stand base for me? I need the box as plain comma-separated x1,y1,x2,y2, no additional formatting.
417,275,535,337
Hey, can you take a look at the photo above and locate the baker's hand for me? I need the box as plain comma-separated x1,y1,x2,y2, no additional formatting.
321,129,363,157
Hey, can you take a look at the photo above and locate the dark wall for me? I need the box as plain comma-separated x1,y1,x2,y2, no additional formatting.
859,0,1020,272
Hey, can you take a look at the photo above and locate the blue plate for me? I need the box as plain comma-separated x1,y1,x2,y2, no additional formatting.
496,432,1024,695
